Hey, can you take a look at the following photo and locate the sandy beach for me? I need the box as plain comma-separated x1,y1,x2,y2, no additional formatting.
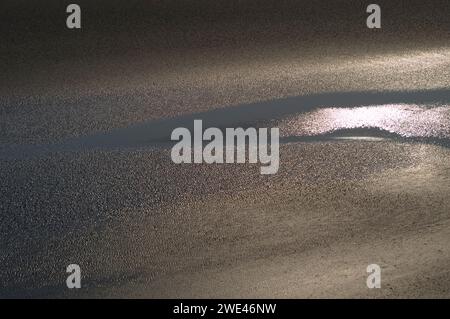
1,0,449,299
1,139,450,298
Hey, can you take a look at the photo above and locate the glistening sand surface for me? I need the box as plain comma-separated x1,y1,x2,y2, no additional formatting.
1,140,449,298
1,1,449,296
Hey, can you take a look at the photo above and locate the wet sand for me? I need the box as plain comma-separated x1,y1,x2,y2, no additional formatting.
1,0,449,298
1,139,449,298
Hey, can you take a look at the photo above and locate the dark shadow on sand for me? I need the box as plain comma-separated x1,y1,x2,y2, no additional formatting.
1,88,449,158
